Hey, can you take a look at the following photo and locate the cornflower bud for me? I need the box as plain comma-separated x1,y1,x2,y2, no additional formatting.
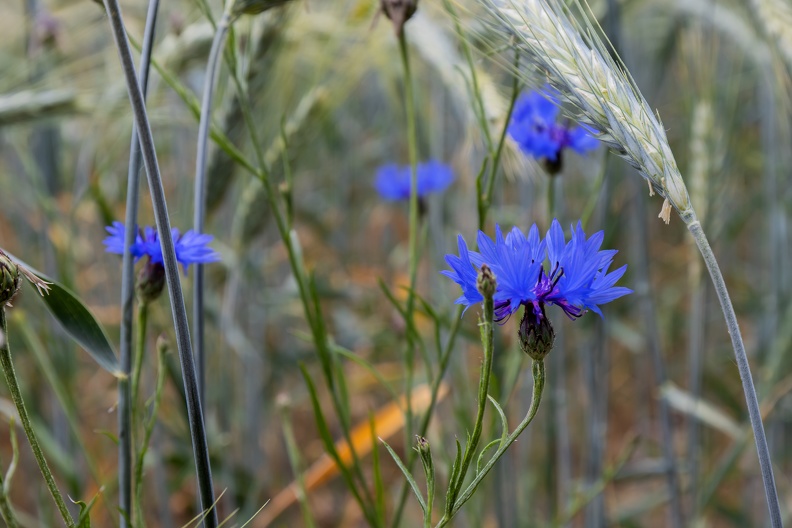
136,258,166,304
476,264,497,300
381,0,417,36
518,306,555,361
0,250,21,306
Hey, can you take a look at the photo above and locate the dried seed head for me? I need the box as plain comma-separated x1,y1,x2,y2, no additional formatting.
381,0,418,36
0,250,21,306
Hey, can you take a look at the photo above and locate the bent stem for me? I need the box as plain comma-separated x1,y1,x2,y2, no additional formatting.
100,0,218,524
118,0,159,522
193,5,235,407
685,215,781,527
0,309,74,527
436,360,545,527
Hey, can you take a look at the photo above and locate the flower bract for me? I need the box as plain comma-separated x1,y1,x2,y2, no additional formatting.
103,221,220,273
374,160,454,201
442,220,631,325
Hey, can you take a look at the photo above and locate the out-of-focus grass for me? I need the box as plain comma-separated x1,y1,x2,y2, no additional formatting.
0,0,791,526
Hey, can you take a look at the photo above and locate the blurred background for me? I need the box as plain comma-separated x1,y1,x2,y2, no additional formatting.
0,0,791,525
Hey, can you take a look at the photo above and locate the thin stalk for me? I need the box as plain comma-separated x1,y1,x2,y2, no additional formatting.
445,288,495,508
479,51,519,229
221,34,378,524
436,360,546,527
118,0,159,523
193,6,235,409
398,28,420,451
131,302,149,419
130,300,148,524
0,309,74,527
390,307,463,528
134,335,167,525
685,216,782,527
100,0,217,524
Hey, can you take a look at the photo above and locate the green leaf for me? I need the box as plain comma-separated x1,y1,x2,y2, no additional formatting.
476,439,500,475
72,494,100,528
7,253,121,376
380,438,426,514
487,394,509,447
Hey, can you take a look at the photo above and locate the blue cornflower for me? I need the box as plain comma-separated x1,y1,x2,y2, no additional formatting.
103,221,220,273
442,219,631,326
374,160,454,201
508,89,599,170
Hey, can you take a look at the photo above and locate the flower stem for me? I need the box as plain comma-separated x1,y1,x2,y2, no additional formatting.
0,308,74,527
100,0,217,523
131,301,148,428
436,360,545,527
445,287,495,510
134,334,167,525
193,6,235,411
685,216,781,527
398,26,420,449
118,0,159,523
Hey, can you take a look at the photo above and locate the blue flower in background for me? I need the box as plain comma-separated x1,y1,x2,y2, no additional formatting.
374,160,454,201
104,221,220,273
441,219,630,325
508,89,599,168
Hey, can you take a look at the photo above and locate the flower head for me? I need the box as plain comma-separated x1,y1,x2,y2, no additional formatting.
103,221,220,274
442,220,631,328
508,89,599,171
374,160,454,201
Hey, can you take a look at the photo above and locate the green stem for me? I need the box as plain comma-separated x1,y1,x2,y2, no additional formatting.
445,289,495,510
131,301,148,422
684,216,781,527
225,37,378,525
130,300,148,524
134,334,167,526
436,360,545,527
398,28,421,449
0,309,74,527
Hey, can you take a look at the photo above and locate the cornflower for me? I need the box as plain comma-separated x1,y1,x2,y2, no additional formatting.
374,160,454,201
442,219,631,358
104,221,219,301
508,89,598,173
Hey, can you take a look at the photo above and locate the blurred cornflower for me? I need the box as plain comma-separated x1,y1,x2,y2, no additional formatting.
104,222,220,302
442,220,631,359
374,160,454,201
508,89,599,173
104,221,220,273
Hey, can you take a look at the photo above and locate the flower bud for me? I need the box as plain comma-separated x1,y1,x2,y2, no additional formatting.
476,264,497,300
0,251,21,306
381,0,417,36
518,306,555,361
136,258,165,304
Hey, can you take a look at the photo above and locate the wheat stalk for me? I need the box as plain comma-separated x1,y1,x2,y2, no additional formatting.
480,1,782,524
483,0,692,222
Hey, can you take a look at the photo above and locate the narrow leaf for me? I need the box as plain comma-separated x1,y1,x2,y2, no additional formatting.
487,394,509,446
7,253,120,376
380,439,426,514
